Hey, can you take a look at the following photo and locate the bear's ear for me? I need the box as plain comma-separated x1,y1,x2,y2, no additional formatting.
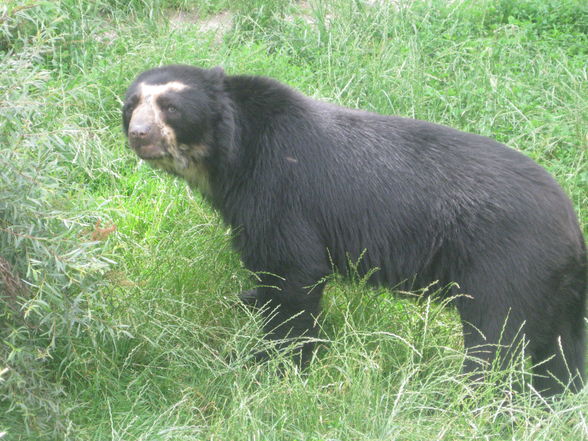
208,66,225,81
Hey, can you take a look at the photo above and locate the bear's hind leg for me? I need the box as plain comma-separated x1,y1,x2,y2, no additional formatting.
529,319,585,396
456,288,528,387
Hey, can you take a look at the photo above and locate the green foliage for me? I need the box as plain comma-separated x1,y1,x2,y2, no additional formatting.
1,0,587,439
0,49,114,438
493,0,588,33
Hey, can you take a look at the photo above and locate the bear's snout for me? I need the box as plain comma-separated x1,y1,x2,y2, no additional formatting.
128,107,166,159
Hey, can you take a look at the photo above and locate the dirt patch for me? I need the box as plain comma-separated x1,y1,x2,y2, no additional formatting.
170,10,233,40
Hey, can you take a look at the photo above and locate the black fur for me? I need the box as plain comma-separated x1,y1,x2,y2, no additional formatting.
123,65,587,396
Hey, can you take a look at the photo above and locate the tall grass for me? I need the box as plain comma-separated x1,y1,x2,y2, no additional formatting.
1,0,587,439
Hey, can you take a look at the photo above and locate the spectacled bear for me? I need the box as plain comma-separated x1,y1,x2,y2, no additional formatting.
122,64,586,396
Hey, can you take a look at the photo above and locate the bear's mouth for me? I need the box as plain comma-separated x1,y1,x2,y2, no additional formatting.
132,141,169,160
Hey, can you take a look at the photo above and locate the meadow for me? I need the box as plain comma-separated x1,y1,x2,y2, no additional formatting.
1,0,587,439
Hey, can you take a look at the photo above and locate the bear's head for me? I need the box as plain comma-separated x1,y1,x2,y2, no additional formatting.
122,65,225,195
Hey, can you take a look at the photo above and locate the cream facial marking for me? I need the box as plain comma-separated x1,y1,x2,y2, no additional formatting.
139,81,188,100
135,81,188,127
129,81,211,195
128,81,190,158
149,154,211,197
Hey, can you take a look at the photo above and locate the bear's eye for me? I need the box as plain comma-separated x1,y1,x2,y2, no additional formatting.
166,105,178,114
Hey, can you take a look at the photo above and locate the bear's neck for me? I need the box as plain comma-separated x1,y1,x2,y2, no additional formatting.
207,75,309,224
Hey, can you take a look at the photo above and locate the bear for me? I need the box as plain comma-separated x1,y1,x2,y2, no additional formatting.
122,64,587,397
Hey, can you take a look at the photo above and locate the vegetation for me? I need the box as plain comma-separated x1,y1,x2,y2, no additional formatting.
1,0,587,439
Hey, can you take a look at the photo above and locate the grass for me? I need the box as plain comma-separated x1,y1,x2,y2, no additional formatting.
1,0,587,439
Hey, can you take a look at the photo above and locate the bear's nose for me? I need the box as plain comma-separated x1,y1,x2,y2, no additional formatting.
129,123,151,139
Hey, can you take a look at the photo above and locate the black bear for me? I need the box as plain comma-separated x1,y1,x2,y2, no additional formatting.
122,64,586,396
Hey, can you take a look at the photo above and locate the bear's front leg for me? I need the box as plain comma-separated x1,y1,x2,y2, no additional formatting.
253,276,325,368
237,288,261,308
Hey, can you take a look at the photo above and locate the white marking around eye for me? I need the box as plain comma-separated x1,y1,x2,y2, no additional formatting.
139,81,188,98
133,81,211,195
134,81,189,142
139,81,187,119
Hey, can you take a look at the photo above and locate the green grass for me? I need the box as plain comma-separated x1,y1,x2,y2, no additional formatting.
1,0,587,439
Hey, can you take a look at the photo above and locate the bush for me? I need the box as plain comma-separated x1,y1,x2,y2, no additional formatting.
0,28,115,441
